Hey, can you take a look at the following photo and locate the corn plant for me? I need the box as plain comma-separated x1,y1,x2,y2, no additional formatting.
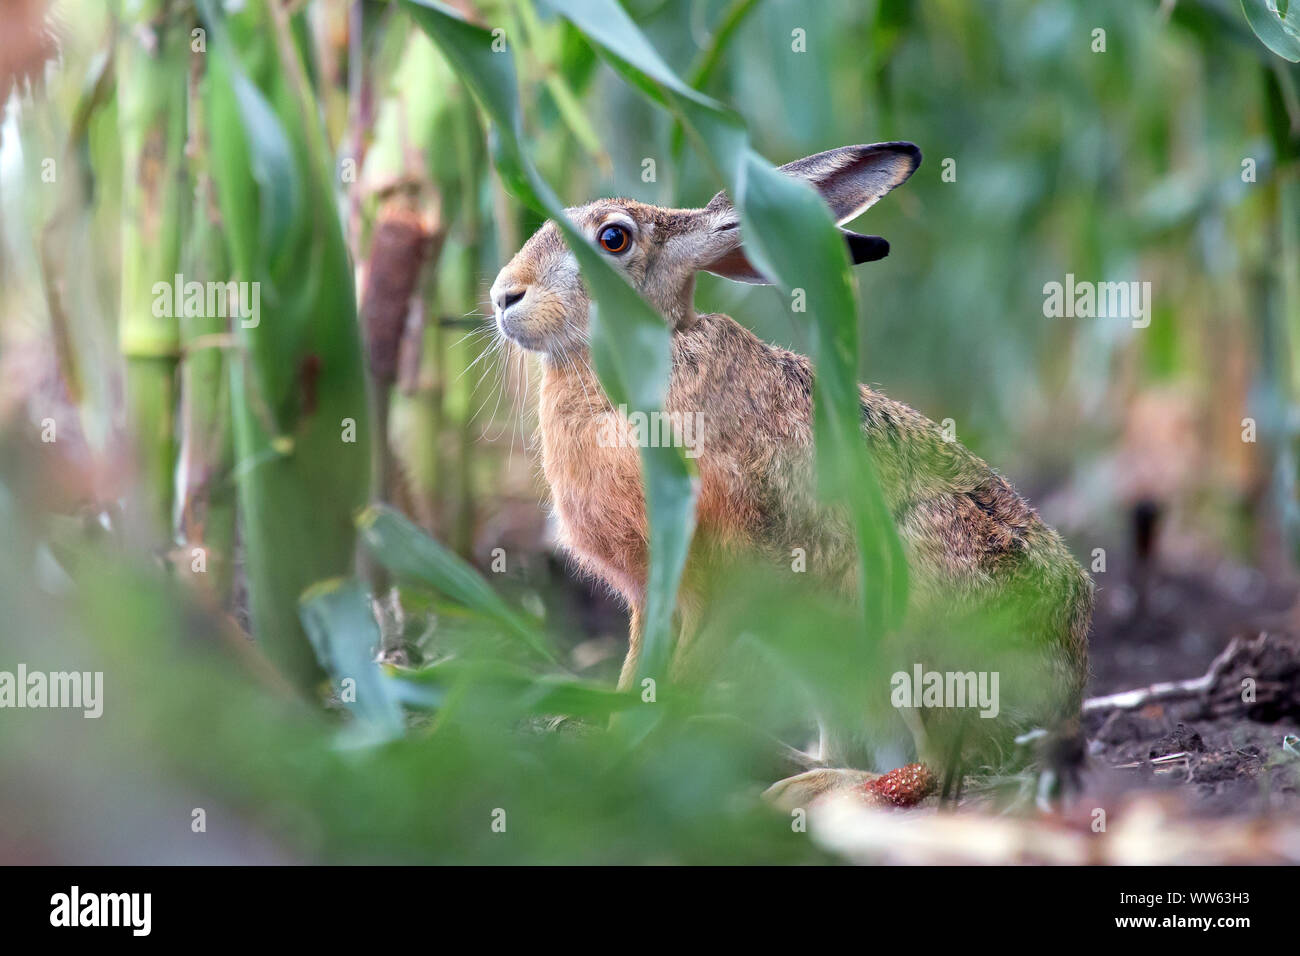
198,0,372,689
117,1,190,532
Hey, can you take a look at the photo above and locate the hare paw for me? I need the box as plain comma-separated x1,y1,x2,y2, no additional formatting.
763,767,880,810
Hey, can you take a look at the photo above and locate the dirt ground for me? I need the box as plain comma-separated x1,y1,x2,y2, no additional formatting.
1078,551,1300,819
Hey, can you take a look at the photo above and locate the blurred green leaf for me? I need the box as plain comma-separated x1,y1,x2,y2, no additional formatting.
358,504,555,662
668,0,763,155
300,578,406,743
229,70,300,255
1241,0,1300,61
395,657,640,721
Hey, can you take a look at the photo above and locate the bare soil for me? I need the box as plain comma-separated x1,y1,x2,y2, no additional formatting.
1078,555,1300,817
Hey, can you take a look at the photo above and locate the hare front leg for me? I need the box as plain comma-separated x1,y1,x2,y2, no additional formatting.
617,603,643,691
619,590,701,690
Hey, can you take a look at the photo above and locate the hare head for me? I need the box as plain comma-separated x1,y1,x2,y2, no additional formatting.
489,142,921,357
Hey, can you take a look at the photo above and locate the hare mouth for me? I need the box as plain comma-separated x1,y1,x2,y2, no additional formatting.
495,314,551,353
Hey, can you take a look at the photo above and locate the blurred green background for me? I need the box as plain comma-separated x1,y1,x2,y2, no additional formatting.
0,0,1297,863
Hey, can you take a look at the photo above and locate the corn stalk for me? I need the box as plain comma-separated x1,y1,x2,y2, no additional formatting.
175,43,236,602
117,0,190,534
199,0,372,689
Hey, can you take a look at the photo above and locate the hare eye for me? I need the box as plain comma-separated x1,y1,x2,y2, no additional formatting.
598,224,630,254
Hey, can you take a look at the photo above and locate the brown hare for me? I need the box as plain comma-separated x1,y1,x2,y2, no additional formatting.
488,143,1092,802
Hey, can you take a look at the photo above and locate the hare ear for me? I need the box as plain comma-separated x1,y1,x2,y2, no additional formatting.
692,204,896,282
778,142,921,224
691,191,769,284
691,143,918,284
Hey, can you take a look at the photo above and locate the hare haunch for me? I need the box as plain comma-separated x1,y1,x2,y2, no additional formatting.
489,144,1092,798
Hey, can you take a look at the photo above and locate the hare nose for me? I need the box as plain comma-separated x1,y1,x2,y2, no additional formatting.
495,287,526,312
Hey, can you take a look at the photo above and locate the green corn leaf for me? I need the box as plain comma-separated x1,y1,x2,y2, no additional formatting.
668,0,764,157
1241,0,1300,61
394,657,640,722
358,504,555,663
300,578,406,743
228,69,299,257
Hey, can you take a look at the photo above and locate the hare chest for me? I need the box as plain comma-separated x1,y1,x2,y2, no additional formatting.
536,356,770,605
538,365,650,604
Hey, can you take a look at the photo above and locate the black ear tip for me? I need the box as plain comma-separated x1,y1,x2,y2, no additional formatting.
877,141,922,173
845,231,890,263
848,142,922,186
